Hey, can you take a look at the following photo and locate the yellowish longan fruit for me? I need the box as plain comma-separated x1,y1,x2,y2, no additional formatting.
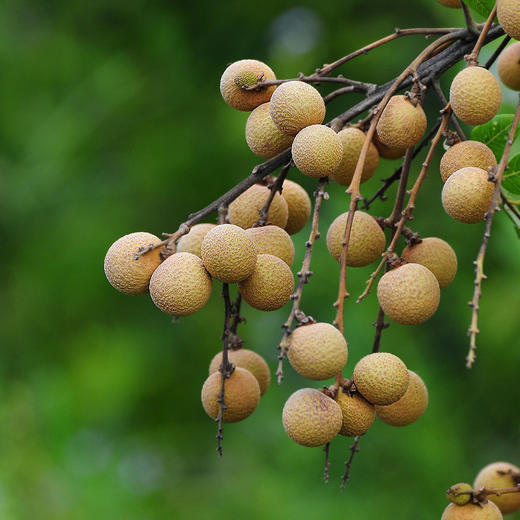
441,502,503,520
440,141,497,183
177,223,216,258
245,225,295,266
104,232,163,295
447,483,474,506
498,0,520,40
336,391,375,437
437,0,461,7
497,42,520,91
281,179,311,235
374,131,407,160
474,462,520,515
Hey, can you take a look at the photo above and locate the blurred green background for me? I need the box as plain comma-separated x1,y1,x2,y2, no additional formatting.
2,1,520,518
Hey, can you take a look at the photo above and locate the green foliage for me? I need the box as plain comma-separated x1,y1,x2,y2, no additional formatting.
471,114,520,161
502,154,520,203
462,0,496,18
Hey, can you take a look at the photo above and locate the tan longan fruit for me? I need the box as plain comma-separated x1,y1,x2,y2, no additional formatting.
282,388,343,447
269,81,326,135
331,127,380,186
291,125,343,178
498,0,520,40
442,167,494,223
104,232,163,295
440,141,497,183
177,223,216,258
377,263,440,325
474,462,520,515
497,42,520,91
245,225,295,266
238,254,294,311
374,131,407,160
228,184,289,229
149,252,212,316
281,179,311,235
447,483,474,506
376,95,427,149
201,367,261,423
245,102,294,158
450,67,502,126
437,0,461,7
441,502,503,520
353,352,409,406
375,370,428,426
326,211,386,267
209,349,271,396
401,237,458,289
287,323,348,381
201,224,257,283
336,391,375,437
220,59,276,111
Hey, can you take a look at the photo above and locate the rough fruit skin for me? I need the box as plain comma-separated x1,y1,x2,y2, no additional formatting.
336,391,375,437
238,254,294,311
331,127,379,186
209,349,271,396
353,353,409,406
450,67,502,125
282,179,311,234
497,42,520,91
270,81,326,136
376,95,427,148
177,223,216,258
440,141,497,182
441,502,503,520
291,125,343,178
401,237,457,289
104,232,163,295
375,370,428,426
377,263,440,325
442,167,494,224
245,102,294,158
201,224,257,283
245,225,295,266
149,252,212,316
326,211,386,267
282,388,343,447
448,483,474,506
220,59,276,111
228,184,289,229
201,367,260,423
437,0,461,7
498,0,520,40
287,323,348,381
474,462,520,515
374,131,407,159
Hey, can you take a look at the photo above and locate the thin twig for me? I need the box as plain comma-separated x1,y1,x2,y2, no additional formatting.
372,306,388,353
256,162,292,226
432,80,466,141
466,6,498,65
460,1,479,36
340,436,361,491
323,443,331,484
485,35,512,69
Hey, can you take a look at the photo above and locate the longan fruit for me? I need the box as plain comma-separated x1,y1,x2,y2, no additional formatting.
497,42,520,91
374,131,407,160
440,141,497,183
245,225,295,266
281,179,311,235
498,0,520,40
447,483,474,506
474,462,520,515
441,502,503,520
336,391,375,437
177,223,216,258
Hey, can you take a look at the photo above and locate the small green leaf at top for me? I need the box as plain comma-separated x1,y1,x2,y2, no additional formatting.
461,0,495,18
471,114,520,162
502,153,520,202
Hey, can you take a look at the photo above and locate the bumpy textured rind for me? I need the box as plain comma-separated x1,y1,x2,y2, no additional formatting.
287,322,348,381
201,224,257,283
441,502,503,520
498,0,520,40
375,370,428,426
374,131,407,159
281,180,311,234
228,184,289,229
401,237,458,289
326,211,386,267
376,95,427,148
149,252,212,316
497,42,520,91
245,225,295,266
377,263,440,325
220,59,276,111
353,353,409,406
201,367,261,423
437,0,461,7
442,167,494,223
282,388,343,447
450,67,502,125
336,391,375,437
104,232,163,295
291,125,343,178
474,462,520,515
177,223,216,258
269,81,326,135
440,140,497,182
238,254,294,311
448,483,474,506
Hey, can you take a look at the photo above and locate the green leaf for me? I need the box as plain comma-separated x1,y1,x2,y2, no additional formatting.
462,0,495,18
471,115,520,161
502,153,520,201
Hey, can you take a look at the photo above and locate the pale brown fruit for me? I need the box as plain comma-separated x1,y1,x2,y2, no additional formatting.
401,237,458,289
331,127,380,186
375,370,428,426
270,81,326,135
238,254,294,311
437,0,461,7
376,95,427,149
287,322,348,380
450,67,502,126
281,179,311,234
377,263,440,325
245,225,295,266
104,232,162,295
374,131,407,160
228,184,289,229
441,502,503,520
447,483,474,506
442,167,494,223
353,352,409,406
498,0,520,40
326,211,386,267
201,224,257,283
149,252,212,316
220,59,276,111
209,349,271,396
177,224,216,258
201,367,260,422
336,391,375,437
440,140,497,182
474,462,520,515
282,388,343,447
497,42,520,91
291,125,343,178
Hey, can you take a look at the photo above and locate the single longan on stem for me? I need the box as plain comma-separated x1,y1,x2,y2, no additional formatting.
474,462,520,515
497,42,520,91
281,179,311,235
441,501,503,520
440,141,497,183
177,223,216,258
497,0,520,40
245,225,295,266
447,483,474,506
336,391,375,437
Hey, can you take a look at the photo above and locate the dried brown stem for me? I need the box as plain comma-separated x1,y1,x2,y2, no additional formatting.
372,306,389,353
256,162,292,226
485,35,512,69
466,6,498,65
432,80,466,141
460,2,479,36
449,485,520,499
340,436,361,491
323,442,331,484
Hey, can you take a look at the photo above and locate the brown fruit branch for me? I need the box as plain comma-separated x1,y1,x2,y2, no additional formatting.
466,5,498,66
340,435,361,491
448,484,520,499
323,442,331,484
484,35,512,69
256,161,292,227
460,1,479,36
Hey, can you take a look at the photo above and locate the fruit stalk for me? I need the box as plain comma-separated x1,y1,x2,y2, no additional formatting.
340,435,361,492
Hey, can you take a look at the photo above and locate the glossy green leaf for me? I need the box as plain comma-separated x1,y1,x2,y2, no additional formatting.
502,153,520,201
461,0,495,18
471,114,520,161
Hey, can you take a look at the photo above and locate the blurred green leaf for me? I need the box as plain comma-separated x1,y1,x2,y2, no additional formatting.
471,114,520,161
462,0,495,18
502,153,520,202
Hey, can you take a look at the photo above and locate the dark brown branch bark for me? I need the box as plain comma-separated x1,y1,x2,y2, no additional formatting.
340,436,361,491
